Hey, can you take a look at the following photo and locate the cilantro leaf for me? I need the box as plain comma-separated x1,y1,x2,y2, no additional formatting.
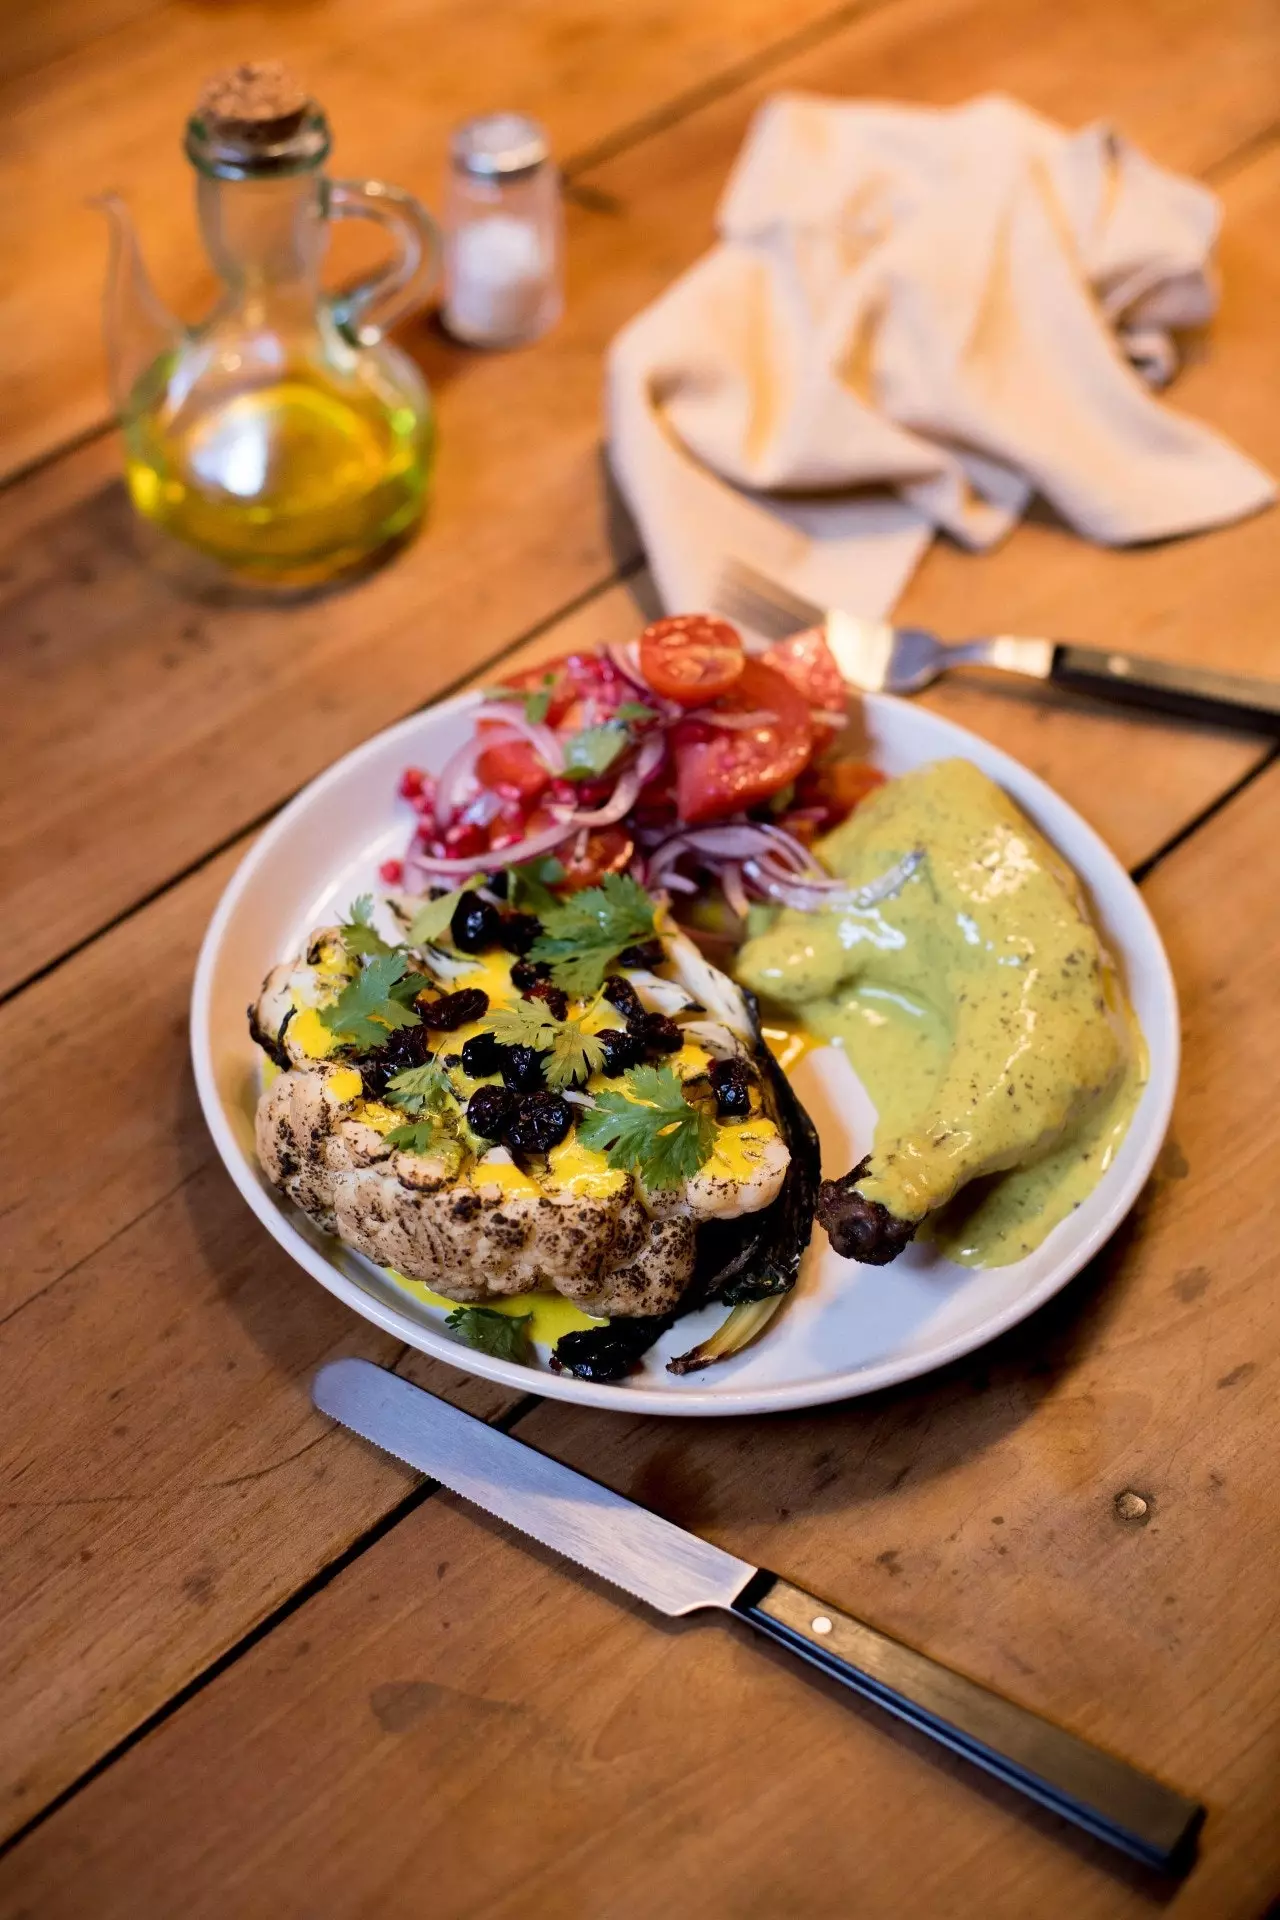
338,895,393,958
576,1064,715,1190
387,970,437,1007
615,701,658,724
529,873,657,995
562,723,629,781
385,1117,450,1154
482,673,557,725
384,1062,456,1117
406,878,481,947
488,1000,605,1091
444,1306,535,1365
318,952,421,1049
509,856,565,916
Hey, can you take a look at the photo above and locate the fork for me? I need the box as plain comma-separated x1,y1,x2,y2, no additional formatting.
718,559,1280,735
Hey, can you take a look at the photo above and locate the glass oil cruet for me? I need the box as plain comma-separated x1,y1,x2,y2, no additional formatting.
100,62,438,588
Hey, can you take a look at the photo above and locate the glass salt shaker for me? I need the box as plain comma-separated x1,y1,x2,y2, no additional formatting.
443,113,563,348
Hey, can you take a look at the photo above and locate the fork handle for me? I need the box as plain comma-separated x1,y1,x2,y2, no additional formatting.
1050,644,1280,734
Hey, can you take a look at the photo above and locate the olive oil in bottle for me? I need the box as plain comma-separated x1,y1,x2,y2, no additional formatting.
103,62,438,588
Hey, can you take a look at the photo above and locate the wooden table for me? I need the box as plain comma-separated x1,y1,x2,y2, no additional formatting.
2,2,1278,1913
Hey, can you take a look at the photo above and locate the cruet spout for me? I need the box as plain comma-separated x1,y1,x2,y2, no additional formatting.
95,192,186,417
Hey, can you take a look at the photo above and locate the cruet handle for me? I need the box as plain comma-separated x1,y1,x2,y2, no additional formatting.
325,178,441,345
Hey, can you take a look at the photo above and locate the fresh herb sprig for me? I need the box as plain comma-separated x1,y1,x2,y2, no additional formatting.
529,873,657,995
561,723,630,781
338,895,393,958
488,999,606,1091
482,672,557,725
445,1305,534,1364
319,952,422,1049
509,856,565,916
576,1064,714,1190
406,878,481,947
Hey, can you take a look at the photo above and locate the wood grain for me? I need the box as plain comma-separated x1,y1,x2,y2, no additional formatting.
3,0,1279,996
3,761,1275,1916
0,0,886,482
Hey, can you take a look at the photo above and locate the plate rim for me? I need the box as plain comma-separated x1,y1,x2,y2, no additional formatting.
190,688,1179,1417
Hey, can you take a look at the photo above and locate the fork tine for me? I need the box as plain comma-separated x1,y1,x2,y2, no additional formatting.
716,559,825,639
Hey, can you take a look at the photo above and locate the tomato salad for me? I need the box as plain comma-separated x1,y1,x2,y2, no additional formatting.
383,615,886,919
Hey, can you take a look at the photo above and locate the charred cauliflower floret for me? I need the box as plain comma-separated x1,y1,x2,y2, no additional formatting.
249,884,791,1322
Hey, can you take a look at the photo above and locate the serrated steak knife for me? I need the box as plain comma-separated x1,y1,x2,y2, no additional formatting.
313,1359,1203,1873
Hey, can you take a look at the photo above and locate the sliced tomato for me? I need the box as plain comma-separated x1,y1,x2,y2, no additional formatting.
673,659,815,825
765,630,847,712
475,721,550,801
556,826,635,892
639,614,745,707
796,757,886,826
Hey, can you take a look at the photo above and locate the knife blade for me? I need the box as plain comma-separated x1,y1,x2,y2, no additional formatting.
314,1359,1204,1874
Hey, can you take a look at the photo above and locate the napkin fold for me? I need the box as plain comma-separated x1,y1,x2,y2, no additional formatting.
607,93,1275,620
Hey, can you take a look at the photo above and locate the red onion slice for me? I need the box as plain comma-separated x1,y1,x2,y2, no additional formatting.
471,702,566,774
411,813,577,878
744,846,923,911
432,731,491,830
566,734,666,828
605,641,683,721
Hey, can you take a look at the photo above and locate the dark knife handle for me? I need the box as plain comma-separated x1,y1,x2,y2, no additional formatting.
1051,643,1280,734
732,1573,1203,1874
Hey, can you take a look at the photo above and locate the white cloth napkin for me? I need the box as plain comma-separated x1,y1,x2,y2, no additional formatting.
606,92,1275,621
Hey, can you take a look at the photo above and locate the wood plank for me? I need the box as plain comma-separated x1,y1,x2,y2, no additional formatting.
4,762,1275,1914
3,0,1279,996
0,0,880,483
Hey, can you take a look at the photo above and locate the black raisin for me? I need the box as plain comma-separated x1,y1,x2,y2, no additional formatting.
618,938,664,969
710,1055,753,1119
524,979,569,1021
467,1085,515,1141
505,1090,572,1154
596,1026,642,1076
501,1044,545,1092
442,1053,464,1070
603,974,644,1020
499,911,542,956
461,1031,504,1078
357,1021,432,1096
510,957,552,990
640,1011,683,1054
451,893,501,954
418,988,490,1030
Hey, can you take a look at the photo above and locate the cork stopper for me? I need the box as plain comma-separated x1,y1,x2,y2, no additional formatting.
198,62,309,145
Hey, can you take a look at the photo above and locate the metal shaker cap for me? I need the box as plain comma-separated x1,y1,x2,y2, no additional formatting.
450,113,549,182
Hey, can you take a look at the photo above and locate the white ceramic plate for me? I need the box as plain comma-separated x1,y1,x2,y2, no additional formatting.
191,691,1178,1416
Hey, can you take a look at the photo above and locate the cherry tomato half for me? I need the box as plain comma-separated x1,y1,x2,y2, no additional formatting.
764,630,847,713
673,659,814,825
475,721,550,801
638,614,745,707
796,757,886,827
556,826,635,892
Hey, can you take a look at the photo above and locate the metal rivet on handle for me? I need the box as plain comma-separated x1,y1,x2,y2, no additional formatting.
812,1615,833,1635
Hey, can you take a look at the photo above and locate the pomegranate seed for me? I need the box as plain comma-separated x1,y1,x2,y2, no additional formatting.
488,827,521,851
412,788,437,816
378,858,405,885
444,822,486,857
398,767,426,800
548,780,577,807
